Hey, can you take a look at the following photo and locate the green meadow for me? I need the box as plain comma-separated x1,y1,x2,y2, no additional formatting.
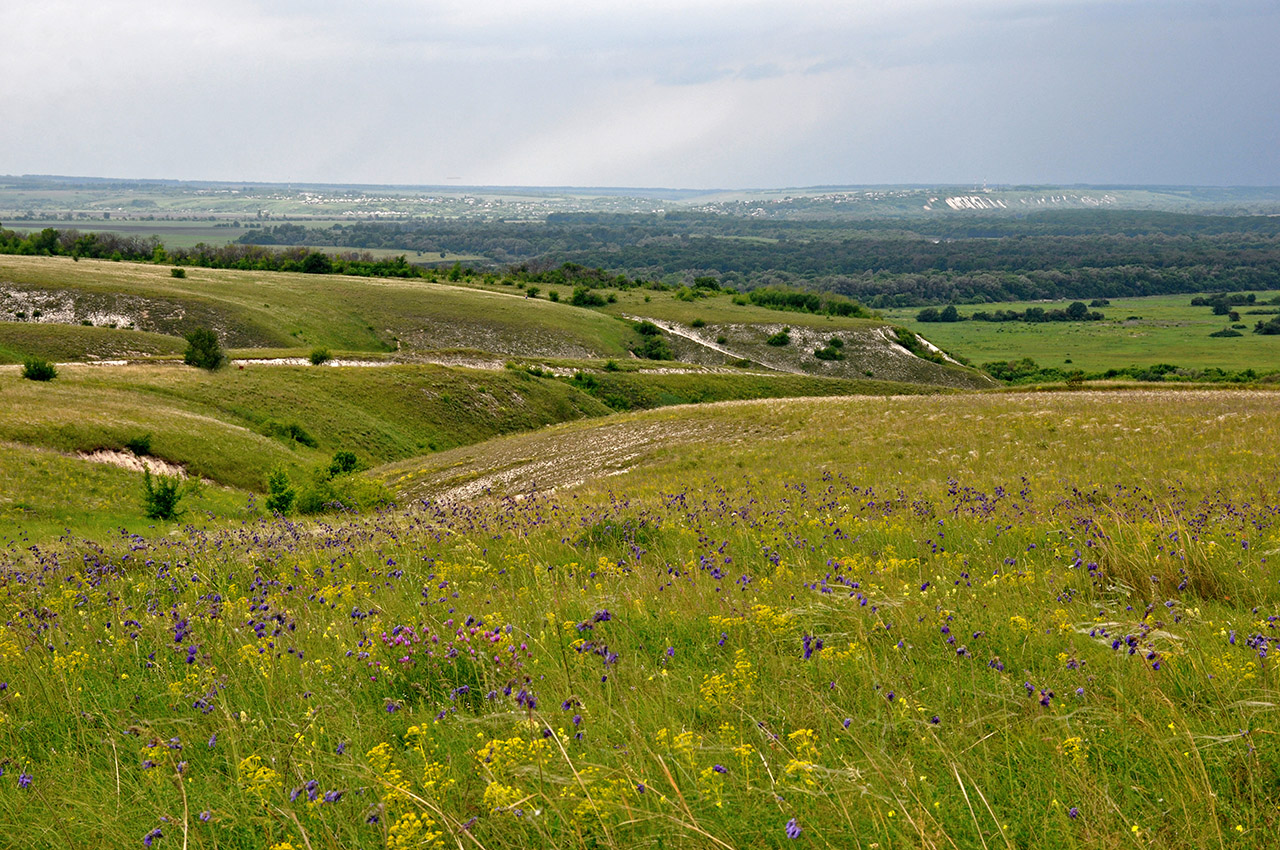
2,390,1279,849
883,293,1280,373
2,250,1280,848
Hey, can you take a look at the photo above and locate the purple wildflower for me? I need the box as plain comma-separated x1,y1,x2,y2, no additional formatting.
18,772,32,789
785,818,802,839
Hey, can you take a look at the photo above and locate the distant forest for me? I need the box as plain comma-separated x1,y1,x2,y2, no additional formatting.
5,208,1280,307
234,210,1280,306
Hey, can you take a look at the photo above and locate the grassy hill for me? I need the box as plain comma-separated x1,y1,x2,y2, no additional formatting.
0,254,995,388
2,388,1278,848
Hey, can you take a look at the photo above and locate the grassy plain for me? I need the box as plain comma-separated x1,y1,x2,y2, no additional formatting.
883,292,1280,372
2,390,1279,849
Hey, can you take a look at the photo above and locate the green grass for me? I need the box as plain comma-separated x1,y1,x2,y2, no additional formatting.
1,254,992,388
0,255,640,356
3,389,1279,849
0,441,249,540
566,369,942,410
0,363,611,492
884,292,1280,372
0,321,186,363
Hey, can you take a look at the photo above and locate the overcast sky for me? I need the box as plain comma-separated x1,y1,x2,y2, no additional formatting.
3,0,1277,188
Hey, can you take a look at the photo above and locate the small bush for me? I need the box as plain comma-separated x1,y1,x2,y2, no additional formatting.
603,359,620,372
309,348,331,366
766,330,790,347
262,420,318,448
183,327,224,370
691,318,706,328
328,451,360,477
570,286,607,307
21,358,57,381
635,320,662,336
125,433,153,456
297,470,393,515
170,267,186,278
142,470,184,520
636,336,673,361
265,467,296,515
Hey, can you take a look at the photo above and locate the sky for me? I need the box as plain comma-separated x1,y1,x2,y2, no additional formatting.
3,0,1278,188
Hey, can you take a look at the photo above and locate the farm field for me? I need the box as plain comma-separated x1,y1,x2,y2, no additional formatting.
1,390,1279,849
883,292,1280,373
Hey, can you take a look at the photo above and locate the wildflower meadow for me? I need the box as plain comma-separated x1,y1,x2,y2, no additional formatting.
2,390,1279,848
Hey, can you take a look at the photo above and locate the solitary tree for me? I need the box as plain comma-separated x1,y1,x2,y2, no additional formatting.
183,328,224,370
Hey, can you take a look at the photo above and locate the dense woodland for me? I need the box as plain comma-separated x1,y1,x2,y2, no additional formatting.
234,210,1280,305
5,208,1280,306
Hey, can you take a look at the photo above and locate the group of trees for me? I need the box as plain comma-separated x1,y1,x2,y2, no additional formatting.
734,286,874,318
918,301,1104,323
983,358,1275,385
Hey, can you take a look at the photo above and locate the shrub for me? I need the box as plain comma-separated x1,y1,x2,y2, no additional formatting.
1254,317,1280,335
297,472,393,515
570,286,607,307
636,336,673,361
634,320,662,336
309,348,331,366
690,318,706,328
183,328,224,370
262,420,318,447
142,470,184,520
170,267,186,278
814,345,845,361
21,358,57,381
265,467,296,515
766,330,790,347
328,450,360,476
125,433,153,456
